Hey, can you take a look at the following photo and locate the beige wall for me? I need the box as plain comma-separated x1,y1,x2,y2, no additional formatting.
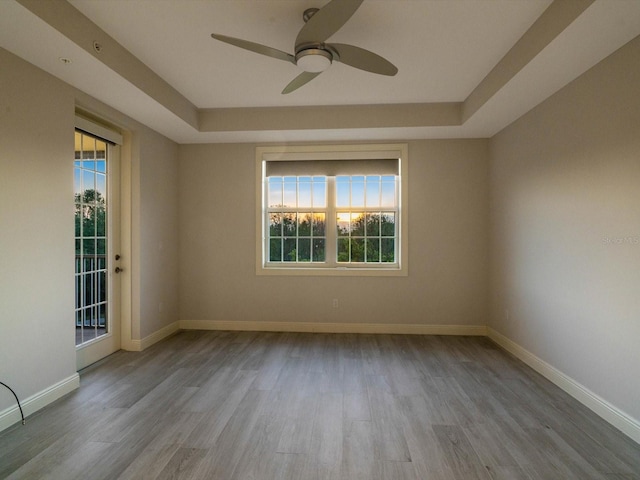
0,47,179,416
0,48,77,414
178,140,489,328
138,134,179,339
489,35,640,422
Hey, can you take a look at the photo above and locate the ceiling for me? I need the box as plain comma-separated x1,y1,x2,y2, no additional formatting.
1,0,640,143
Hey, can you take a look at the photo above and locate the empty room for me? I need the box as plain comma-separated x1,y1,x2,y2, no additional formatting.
1,0,639,478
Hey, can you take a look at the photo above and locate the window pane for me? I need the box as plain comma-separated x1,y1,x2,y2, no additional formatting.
97,239,106,256
381,177,396,207
97,271,106,303
82,275,93,304
351,238,365,262
282,213,297,237
83,239,95,255
83,170,95,191
74,170,81,195
83,314,95,340
298,177,312,208
283,177,297,207
83,257,93,273
81,310,91,334
336,176,349,207
381,238,395,262
337,213,350,237
96,208,106,237
366,238,380,262
366,213,380,236
283,238,296,262
82,159,96,171
95,173,106,200
75,210,81,237
298,238,311,262
313,238,325,262
312,177,326,208
381,213,395,236
351,176,365,207
98,304,107,328
83,215,96,237
313,213,325,236
337,238,349,262
298,213,312,236
366,176,380,207
351,212,365,236
269,213,282,236
268,177,283,207
269,238,282,261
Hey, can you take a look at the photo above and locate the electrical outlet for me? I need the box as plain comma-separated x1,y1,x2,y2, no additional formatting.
332,298,339,308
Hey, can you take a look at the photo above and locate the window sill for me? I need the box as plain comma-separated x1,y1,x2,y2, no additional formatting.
257,265,407,277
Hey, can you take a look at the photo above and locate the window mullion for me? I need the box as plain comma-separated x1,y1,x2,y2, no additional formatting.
263,177,270,264
326,177,337,267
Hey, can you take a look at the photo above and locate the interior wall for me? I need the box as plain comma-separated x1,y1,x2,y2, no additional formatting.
0,48,76,414
489,35,640,422
138,134,179,339
0,47,179,419
178,139,489,328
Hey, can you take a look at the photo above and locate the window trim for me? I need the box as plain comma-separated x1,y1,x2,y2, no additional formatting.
256,143,408,276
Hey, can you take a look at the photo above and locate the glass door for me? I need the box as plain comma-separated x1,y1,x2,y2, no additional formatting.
74,130,121,369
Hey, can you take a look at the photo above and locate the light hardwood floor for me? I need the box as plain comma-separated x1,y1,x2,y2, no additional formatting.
1,331,639,479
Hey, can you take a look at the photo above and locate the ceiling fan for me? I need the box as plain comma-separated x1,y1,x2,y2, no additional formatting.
211,0,398,94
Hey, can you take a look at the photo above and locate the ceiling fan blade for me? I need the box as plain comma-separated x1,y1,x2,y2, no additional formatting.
295,0,364,48
211,33,295,64
328,43,398,76
282,71,322,94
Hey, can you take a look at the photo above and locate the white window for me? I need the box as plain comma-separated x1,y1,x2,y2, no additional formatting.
256,144,408,276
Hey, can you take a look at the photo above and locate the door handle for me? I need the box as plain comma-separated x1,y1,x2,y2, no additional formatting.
114,267,124,273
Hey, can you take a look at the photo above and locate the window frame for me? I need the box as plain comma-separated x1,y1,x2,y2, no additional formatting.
256,144,408,276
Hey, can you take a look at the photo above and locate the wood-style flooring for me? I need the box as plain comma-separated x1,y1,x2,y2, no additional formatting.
1,331,639,479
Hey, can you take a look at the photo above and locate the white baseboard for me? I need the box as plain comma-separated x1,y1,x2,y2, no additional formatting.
140,321,180,350
125,321,180,352
487,327,640,445
179,320,487,336
0,373,80,433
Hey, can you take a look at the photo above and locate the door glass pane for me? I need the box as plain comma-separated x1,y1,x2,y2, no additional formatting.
75,130,108,346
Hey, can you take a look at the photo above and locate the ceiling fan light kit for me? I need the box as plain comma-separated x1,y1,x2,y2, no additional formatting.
296,48,333,72
210,0,397,94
